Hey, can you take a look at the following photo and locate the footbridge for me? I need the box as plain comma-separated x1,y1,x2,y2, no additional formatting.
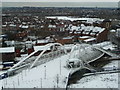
8,43,67,74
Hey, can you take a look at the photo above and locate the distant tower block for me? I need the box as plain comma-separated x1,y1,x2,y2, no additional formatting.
118,1,120,8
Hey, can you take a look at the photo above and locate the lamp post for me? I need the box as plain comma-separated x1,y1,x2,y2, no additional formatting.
44,65,46,79
60,59,61,75
40,78,42,88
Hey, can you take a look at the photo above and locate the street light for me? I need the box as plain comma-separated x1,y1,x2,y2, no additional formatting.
44,65,46,79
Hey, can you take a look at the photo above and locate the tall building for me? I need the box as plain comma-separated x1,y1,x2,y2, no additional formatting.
118,1,120,8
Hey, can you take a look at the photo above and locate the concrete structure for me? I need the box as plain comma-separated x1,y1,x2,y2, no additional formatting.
109,29,120,49
66,44,104,68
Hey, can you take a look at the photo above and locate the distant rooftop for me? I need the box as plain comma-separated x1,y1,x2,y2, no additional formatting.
46,16,104,23
0,47,15,53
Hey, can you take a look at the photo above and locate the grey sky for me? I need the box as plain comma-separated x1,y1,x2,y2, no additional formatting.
1,0,120,7
2,2,119,8
2,0,120,2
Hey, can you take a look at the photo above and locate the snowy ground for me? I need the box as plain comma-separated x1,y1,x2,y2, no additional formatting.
69,61,119,88
0,71,6,89
0,42,119,88
0,54,71,88
1,60,118,88
69,42,119,88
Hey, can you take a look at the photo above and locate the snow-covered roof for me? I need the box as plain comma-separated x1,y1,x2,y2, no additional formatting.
25,41,33,44
5,41,15,46
46,16,104,23
40,26,44,28
93,27,105,33
9,24,16,27
69,24,105,33
84,38,96,42
2,25,7,27
19,25,29,29
27,36,37,40
37,40,49,43
48,25,56,28
71,26,80,31
34,46,50,51
29,25,35,27
110,30,116,32
3,62,14,64
21,26,29,29
116,29,120,37
22,22,26,24
63,36,73,39
0,65,3,69
79,36,91,39
0,34,7,37
0,47,15,53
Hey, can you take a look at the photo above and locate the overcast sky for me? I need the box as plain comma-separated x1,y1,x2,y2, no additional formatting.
1,0,120,7
2,0,120,2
